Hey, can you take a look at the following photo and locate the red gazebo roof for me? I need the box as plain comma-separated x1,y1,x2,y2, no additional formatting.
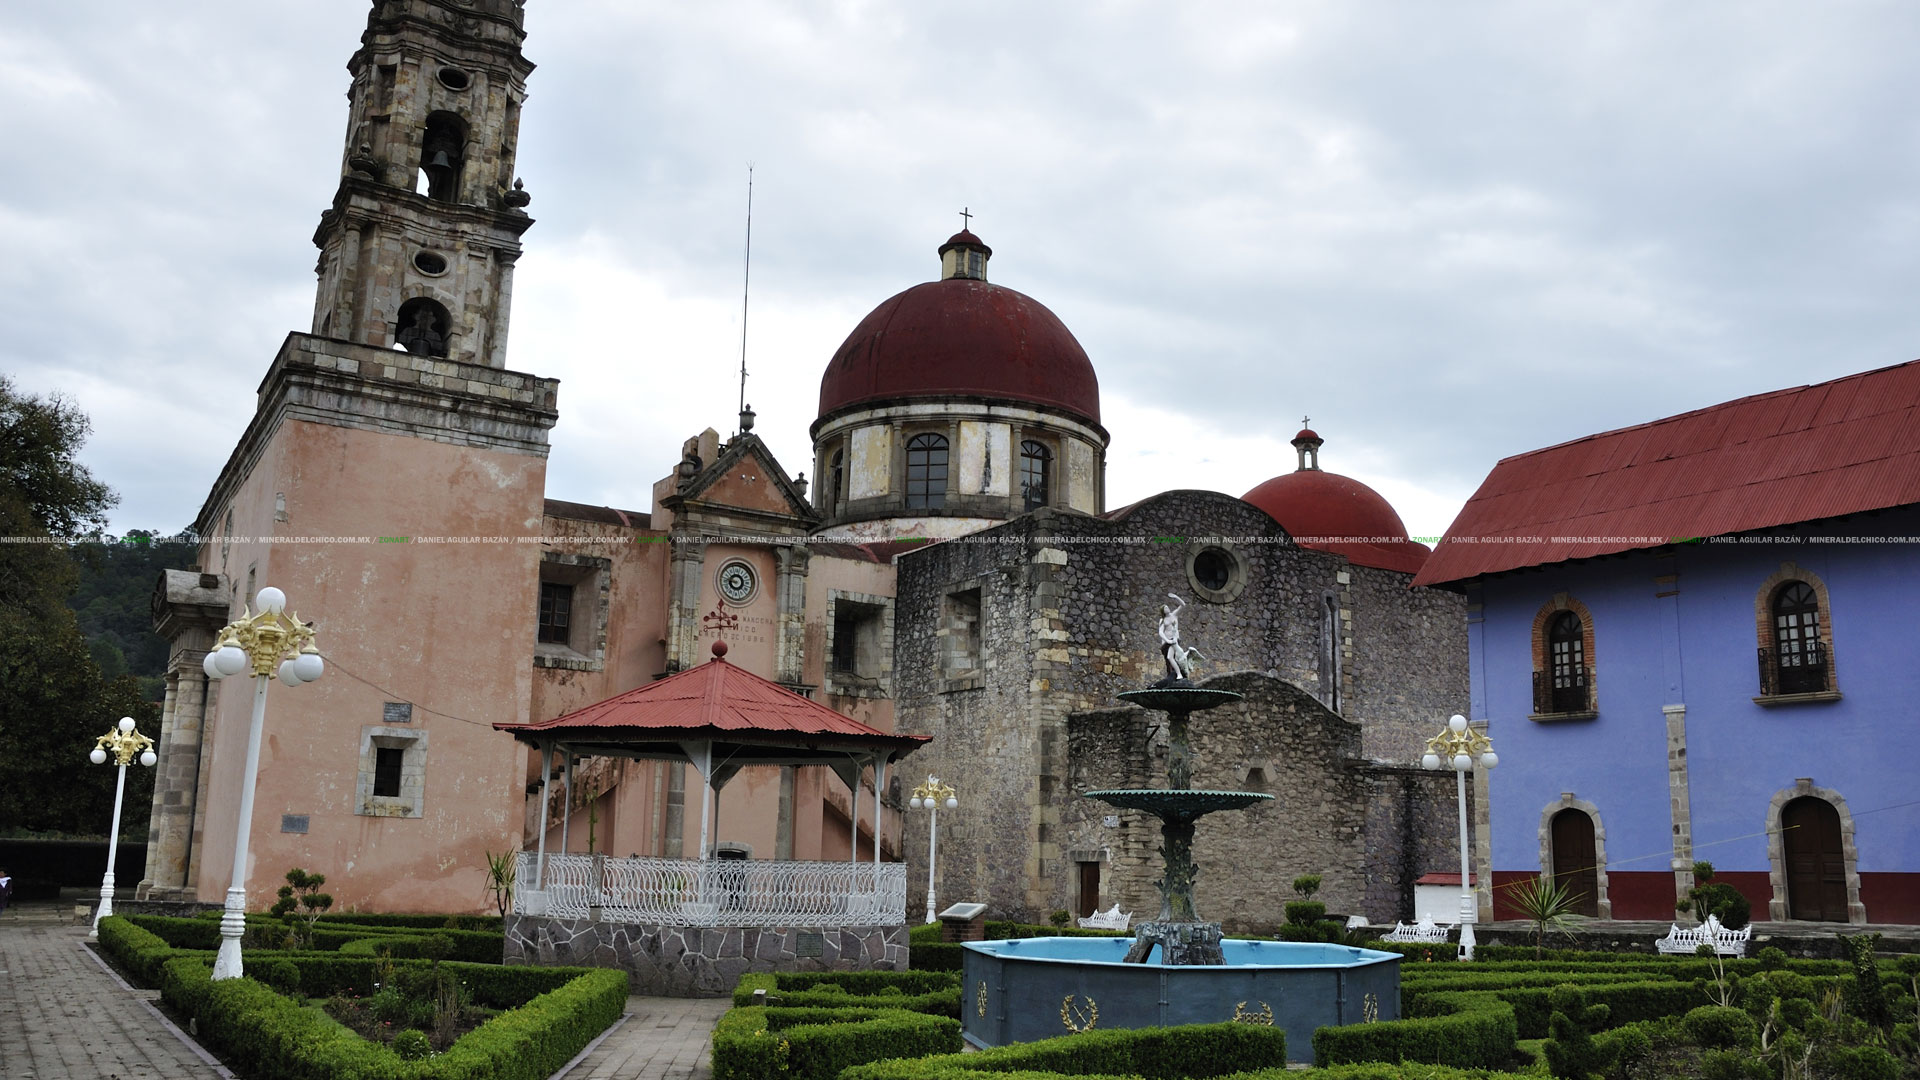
495,641,930,764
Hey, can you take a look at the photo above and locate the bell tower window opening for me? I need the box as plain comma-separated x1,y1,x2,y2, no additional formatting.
395,297,451,357
1020,440,1051,510
420,111,469,203
829,448,846,511
906,433,948,510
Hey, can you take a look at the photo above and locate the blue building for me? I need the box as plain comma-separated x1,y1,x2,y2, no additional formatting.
1418,360,1920,925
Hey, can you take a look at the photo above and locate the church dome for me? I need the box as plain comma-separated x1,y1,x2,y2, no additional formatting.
815,231,1101,428
1241,430,1430,575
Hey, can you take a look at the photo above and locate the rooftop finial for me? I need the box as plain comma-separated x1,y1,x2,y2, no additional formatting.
960,206,973,231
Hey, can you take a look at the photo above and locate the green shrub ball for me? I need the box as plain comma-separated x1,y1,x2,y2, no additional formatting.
1682,1005,1759,1050
392,1028,432,1061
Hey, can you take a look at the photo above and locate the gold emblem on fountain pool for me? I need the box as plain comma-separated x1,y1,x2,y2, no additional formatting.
1060,993,1099,1032
1231,1000,1273,1025
976,980,988,1017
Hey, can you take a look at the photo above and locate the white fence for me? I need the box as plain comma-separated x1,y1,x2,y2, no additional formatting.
514,853,907,927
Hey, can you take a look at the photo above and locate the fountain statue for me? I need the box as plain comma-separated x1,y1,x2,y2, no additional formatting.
1085,595,1271,963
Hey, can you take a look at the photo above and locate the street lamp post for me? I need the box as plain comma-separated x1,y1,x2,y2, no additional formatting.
1422,713,1498,961
201,586,324,980
909,775,958,924
87,717,157,938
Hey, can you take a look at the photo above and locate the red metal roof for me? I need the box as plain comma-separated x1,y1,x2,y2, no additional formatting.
1415,359,1920,586
495,642,930,753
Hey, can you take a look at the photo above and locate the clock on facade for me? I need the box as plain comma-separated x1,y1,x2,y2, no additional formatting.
716,560,757,605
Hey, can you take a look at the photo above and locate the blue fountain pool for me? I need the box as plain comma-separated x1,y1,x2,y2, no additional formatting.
961,936,1400,1062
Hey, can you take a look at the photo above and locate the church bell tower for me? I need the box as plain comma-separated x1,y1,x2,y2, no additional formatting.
311,0,535,368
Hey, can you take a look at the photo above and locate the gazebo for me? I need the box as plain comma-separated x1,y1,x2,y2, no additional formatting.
493,640,930,994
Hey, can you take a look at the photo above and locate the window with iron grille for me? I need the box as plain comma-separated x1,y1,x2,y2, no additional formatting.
538,581,572,645
1771,581,1825,694
906,433,948,509
1020,440,1051,511
1547,610,1588,712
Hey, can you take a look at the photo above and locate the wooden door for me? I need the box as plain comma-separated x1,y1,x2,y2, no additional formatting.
1783,797,1848,922
1077,861,1101,918
1551,809,1600,917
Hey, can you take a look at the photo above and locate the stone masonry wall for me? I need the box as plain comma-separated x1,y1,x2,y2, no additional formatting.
503,915,907,997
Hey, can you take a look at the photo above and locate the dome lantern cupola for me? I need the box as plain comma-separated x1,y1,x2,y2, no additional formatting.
1292,420,1323,471
939,227,992,282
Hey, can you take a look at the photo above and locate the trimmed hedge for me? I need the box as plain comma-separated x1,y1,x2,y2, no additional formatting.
126,913,222,950
711,1005,960,1080
159,954,627,1080
328,927,503,963
1312,990,1518,1069
839,1022,1287,1080
99,916,194,985
731,971,961,1017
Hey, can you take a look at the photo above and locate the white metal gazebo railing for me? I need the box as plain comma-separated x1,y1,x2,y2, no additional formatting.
514,853,907,927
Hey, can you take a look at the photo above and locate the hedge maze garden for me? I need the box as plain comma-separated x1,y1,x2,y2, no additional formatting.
96,910,627,1079
710,922,1920,1080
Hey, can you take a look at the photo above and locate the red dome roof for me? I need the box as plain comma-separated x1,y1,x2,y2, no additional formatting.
1242,469,1430,575
817,278,1101,425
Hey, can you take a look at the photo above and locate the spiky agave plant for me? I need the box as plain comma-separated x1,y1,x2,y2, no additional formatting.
1505,874,1588,958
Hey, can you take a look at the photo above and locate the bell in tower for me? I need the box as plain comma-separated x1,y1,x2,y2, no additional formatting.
309,0,536,369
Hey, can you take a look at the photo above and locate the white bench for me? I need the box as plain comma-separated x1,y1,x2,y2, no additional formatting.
1077,904,1132,931
1381,916,1454,944
1655,914,1750,957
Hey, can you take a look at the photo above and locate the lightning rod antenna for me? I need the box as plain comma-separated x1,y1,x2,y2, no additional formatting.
738,165,753,429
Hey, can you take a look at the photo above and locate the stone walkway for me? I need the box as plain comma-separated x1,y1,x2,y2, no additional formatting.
0,901,730,1080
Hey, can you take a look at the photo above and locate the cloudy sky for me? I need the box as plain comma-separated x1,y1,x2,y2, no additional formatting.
8,1,1920,542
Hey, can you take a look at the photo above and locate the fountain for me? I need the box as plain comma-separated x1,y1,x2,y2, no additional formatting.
961,596,1401,1061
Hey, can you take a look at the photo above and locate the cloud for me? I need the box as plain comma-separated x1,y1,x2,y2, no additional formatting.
7,1,1920,542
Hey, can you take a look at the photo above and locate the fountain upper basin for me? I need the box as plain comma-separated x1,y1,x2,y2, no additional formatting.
962,936,1400,1062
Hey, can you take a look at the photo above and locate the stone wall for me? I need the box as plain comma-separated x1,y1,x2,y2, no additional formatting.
503,915,907,997
894,491,1469,925
1064,670,1465,931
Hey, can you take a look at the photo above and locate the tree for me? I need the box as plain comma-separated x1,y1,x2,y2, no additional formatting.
0,378,156,837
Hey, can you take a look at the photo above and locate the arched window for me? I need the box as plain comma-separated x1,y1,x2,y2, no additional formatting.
905,434,948,509
1020,440,1051,511
1545,611,1588,714
1769,581,1825,695
394,297,451,358
420,111,468,203
828,448,846,511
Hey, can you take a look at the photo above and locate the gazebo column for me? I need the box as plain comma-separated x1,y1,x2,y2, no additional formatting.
560,747,573,855
873,753,890,895
534,741,553,889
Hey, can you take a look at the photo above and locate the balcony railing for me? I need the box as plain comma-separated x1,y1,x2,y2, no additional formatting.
513,853,907,927
1759,644,1828,696
1532,667,1593,715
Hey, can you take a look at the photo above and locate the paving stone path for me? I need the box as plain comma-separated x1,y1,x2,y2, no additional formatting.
0,901,730,1080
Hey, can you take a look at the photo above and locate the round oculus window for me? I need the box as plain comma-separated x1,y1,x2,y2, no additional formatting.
1186,544,1247,603
716,560,757,605
437,67,472,91
412,250,448,275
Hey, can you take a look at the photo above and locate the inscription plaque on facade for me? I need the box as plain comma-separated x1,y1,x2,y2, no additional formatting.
795,931,825,957
281,814,310,834
383,702,413,724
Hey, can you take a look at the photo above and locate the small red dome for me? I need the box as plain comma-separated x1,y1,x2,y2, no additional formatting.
1242,470,1430,574
817,278,1101,425
1294,428,1321,443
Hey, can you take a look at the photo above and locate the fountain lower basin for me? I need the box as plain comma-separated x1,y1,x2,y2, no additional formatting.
961,936,1401,1062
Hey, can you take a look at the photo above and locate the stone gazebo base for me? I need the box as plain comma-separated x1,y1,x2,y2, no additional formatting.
503,914,908,997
